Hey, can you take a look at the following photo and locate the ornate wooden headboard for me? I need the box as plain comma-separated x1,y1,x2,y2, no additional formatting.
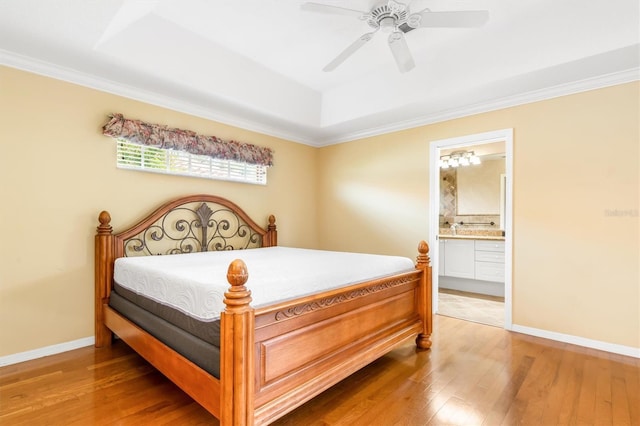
96,194,277,259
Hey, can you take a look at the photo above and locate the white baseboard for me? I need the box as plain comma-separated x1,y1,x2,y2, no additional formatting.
511,325,640,359
0,337,95,367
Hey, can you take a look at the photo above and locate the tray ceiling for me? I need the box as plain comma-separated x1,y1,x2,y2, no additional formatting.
0,0,638,146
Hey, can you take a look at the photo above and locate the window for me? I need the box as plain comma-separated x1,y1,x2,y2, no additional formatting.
116,140,267,185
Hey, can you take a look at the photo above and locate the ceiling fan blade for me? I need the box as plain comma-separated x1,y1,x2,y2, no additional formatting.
407,10,489,29
323,32,375,72
388,31,415,73
301,2,368,18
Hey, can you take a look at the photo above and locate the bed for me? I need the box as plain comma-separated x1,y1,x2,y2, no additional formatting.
95,194,433,425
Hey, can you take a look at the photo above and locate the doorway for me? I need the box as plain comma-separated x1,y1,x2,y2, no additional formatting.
429,129,513,329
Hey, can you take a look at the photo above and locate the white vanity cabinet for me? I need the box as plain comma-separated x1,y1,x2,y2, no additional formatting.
439,237,505,297
474,240,505,282
441,239,475,279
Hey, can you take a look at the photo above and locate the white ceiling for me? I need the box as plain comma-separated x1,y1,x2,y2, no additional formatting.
0,0,638,146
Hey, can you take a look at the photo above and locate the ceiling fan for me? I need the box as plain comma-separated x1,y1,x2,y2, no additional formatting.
302,0,489,73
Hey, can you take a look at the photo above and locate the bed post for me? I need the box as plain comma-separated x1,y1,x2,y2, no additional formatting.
415,240,433,349
264,214,277,247
95,211,114,348
220,259,255,426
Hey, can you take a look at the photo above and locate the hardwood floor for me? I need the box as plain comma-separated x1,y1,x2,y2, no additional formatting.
1,315,638,425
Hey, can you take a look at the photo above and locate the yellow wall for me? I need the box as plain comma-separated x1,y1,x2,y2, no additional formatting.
317,82,639,349
0,66,318,356
1,65,638,357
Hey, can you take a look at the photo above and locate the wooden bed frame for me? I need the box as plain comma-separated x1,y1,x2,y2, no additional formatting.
95,194,432,425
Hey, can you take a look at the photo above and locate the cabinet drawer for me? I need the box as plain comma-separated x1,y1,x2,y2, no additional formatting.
475,251,505,263
475,262,505,282
475,240,504,252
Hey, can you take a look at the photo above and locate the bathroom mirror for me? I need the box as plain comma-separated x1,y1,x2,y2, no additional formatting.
439,141,506,230
455,157,505,215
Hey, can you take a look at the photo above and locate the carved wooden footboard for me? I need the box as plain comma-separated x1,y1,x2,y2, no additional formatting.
251,259,431,424
94,194,432,425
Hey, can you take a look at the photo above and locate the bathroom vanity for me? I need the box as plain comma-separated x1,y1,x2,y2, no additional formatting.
438,235,505,297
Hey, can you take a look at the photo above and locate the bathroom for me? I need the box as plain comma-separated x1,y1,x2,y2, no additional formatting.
437,141,506,327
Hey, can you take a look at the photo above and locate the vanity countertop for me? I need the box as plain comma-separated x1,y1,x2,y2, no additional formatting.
438,234,505,241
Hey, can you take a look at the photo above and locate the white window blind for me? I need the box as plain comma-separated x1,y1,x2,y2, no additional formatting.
116,140,267,185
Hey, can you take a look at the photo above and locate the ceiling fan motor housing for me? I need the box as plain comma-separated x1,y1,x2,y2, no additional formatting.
366,3,408,31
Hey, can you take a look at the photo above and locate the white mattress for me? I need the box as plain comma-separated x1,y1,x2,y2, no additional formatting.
113,246,415,321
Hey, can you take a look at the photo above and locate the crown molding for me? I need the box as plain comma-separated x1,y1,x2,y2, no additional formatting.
318,67,640,146
2,49,638,148
0,49,319,146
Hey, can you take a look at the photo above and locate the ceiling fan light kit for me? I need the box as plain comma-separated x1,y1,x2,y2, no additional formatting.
378,16,396,33
305,0,489,73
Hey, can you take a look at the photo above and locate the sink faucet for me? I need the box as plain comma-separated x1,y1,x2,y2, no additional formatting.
450,223,459,235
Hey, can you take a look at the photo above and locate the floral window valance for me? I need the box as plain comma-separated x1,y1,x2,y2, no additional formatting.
102,113,273,167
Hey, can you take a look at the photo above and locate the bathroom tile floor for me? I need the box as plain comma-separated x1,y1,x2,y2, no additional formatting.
437,289,504,328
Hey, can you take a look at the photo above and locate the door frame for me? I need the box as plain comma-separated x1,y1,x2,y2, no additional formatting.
429,128,514,329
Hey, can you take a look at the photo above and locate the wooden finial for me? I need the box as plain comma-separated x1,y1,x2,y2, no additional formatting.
416,240,430,267
97,211,112,234
224,259,252,311
227,259,249,287
266,215,277,247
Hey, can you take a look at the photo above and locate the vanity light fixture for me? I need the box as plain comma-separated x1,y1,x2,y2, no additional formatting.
439,150,481,169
